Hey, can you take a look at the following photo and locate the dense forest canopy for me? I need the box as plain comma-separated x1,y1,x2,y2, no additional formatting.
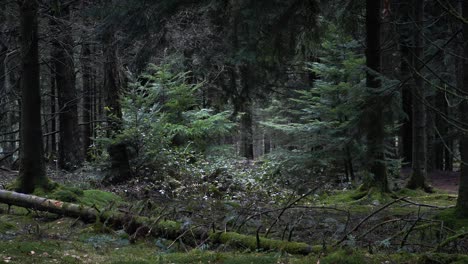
1,0,468,263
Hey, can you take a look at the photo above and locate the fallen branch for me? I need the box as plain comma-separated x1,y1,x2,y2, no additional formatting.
400,197,455,209
334,197,406,247
0,190,316,255
436,232,468,251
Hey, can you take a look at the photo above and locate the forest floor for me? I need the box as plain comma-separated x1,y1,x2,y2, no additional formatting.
0,166,467,263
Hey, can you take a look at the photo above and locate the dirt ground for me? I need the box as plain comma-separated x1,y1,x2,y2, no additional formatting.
428,170,460,193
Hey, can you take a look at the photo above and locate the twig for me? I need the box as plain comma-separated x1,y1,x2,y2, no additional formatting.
399,207,423,250
264,188,317,238
334,197,406,246
167,224,203,249
400,197,455,209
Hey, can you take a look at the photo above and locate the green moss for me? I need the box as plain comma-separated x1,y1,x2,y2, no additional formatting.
211,231,312,255
319,188,395,206
157,220,181,230
32,185,85,203
78,189,123,208
435,208,468,230
8,178,58,194
319,189,367,205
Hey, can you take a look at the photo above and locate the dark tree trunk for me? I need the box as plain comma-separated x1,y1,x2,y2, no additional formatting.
81,42,92,160
102,29,131,184
239,65,254,160
0,38,10,165
398,1,413,167
239,103,254,160
434,82,446,171
49,63,57,156
365,0,389,192
426,94,435,173
346,146,355,182
401,61,413,166
16,0,48,194
444,131,453,171
457,0,468,216
407,0,427,190
51,2,83,171
264,132,271,155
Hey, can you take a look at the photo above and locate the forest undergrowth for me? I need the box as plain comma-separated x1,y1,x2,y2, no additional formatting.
0,161,467,264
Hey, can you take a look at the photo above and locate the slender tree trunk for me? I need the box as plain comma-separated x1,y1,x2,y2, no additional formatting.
50,63,57,156
101,29,131,184
346,146,355,182
434,83,446,171
365,0,389,192
0,38,10,165
238,64,254,160
264,132,271,155
16,0,48,193
407,0,428,190
457,0,468,216
81,42,92,160
51,2,83,171
4,50,19,166
426,94,435,173
398,1,413,167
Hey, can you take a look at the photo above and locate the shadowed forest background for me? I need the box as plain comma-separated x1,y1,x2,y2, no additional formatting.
1,0,468,263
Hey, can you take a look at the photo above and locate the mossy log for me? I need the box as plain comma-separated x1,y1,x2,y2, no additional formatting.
210,232,318,255
0,190,315,255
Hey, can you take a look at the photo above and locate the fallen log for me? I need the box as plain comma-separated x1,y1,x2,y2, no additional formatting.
0,189,316,255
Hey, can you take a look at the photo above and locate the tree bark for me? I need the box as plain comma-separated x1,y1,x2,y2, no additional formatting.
407,0,428,190
456,0,468,216
16,0,48,193
239,65,254,160
81,41,92,160
49,61,57,156
365,0,389,192
51,1,83,171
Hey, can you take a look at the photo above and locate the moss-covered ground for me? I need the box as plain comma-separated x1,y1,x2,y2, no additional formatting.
0,186,467,263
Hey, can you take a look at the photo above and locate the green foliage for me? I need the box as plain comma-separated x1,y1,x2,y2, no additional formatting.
262,24,366,187
94,64,234,175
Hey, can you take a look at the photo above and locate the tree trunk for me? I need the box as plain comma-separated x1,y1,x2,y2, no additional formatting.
434,82,446,171
51,2,83,171
426,94,435,173
398,0,413,167
102,29,131,184
238,65,254,160
456,0,468,216
16,0,48,193
407,0,427,190
49,62,57,156
264,132,271,155
365,0,389,192
81,41,92,160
